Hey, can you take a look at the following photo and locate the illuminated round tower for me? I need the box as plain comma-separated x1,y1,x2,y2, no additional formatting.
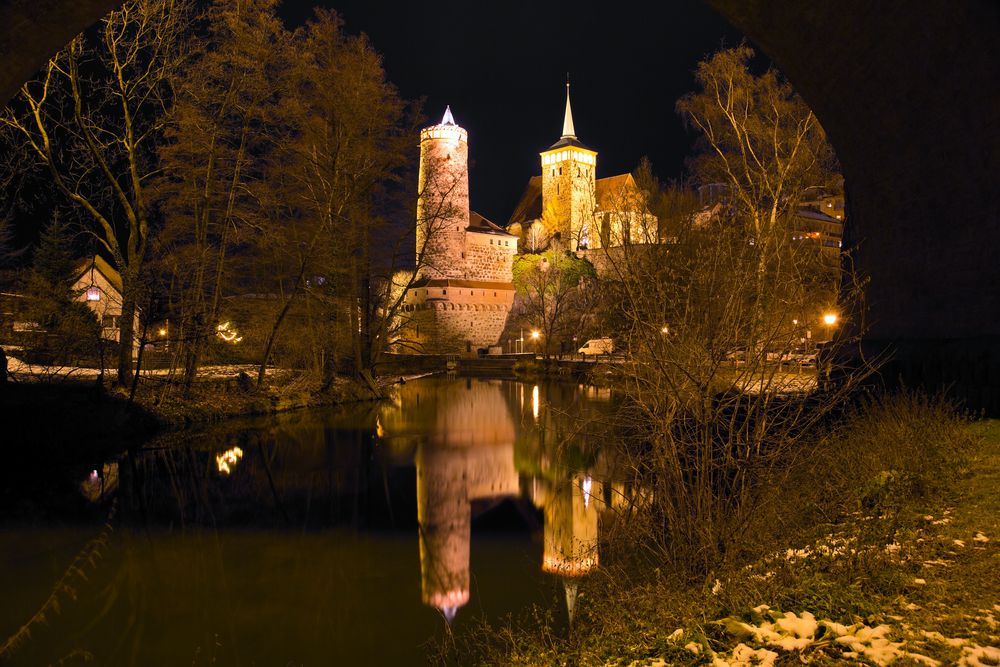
416,106,469,280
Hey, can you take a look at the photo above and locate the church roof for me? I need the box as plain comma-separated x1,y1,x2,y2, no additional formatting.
468,210,517,237
506,173,645,227
547,135,592,151
506,176,542,226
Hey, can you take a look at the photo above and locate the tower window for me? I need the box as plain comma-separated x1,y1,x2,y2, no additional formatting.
559,167,562,175
442,289,447,295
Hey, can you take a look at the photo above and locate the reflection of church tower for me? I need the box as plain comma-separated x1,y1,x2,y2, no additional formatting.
540,83,598,250
539,474,601,577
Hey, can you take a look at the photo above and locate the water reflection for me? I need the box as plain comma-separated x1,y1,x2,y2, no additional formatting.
38,377,635,664
379,378,626,623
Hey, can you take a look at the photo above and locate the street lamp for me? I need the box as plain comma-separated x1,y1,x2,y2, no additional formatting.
822,312,838,326
531,330,541,356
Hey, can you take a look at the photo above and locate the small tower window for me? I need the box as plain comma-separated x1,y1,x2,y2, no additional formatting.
86,287,101,301
559,167,563,175
442,289,447,295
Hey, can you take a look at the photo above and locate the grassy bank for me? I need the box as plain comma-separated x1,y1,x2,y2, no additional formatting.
437,396,999,666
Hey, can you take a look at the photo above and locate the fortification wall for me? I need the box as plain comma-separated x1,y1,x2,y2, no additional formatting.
403,298,513,354
465,233,515,282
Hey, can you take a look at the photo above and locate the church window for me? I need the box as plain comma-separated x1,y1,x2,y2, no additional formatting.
493,292,497,297
86,287,100,301
442,289,447,295
559,167,562,175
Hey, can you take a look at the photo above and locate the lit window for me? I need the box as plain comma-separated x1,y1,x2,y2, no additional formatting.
86,287,100,301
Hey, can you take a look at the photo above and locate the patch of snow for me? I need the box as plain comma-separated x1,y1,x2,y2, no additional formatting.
712,643,778,667
920,630,968,648
959,645,1000,667
668,628,684,640
684,642,701,655
973,532,990,543
954,539,967,547
913,578,927,585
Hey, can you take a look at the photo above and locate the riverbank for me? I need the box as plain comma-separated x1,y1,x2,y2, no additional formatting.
440,400,999,666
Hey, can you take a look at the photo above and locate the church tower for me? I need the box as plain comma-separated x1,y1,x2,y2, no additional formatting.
540,83,598,250
416,106,469,280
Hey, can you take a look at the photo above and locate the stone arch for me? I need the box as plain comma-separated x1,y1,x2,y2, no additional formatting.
707,0,1000,413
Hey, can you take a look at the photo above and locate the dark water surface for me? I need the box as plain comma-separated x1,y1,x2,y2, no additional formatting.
0,377,635,665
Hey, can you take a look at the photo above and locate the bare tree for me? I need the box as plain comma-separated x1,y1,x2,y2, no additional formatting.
154,0,289,390
1,0,190,385
251,9,412,386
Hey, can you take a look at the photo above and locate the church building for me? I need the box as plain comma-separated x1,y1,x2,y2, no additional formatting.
507,83,657,252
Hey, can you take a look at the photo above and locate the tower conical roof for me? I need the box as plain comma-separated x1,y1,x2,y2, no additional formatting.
561,82,576,139
441,105,456,126
547,80,591,151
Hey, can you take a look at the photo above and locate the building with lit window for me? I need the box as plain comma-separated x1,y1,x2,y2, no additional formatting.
72,255,127,342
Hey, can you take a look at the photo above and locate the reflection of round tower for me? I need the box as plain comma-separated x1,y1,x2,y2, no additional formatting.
417,445,471,622
416,106,469,281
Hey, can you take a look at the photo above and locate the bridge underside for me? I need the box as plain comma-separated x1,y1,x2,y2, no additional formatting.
707,0,1000,414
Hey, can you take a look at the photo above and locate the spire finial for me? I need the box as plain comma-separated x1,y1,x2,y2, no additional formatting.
441,105,456,126
561,77,576,139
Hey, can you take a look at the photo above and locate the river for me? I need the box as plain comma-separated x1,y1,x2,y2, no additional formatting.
0,377,640,665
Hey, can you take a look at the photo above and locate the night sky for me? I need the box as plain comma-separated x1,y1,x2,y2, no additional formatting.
280,1,745,225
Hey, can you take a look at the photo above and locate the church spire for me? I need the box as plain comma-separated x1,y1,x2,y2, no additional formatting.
561,78,576,139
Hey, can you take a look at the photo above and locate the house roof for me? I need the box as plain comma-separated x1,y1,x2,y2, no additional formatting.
468,211,517,237
795,208,842,224
73,255,123,293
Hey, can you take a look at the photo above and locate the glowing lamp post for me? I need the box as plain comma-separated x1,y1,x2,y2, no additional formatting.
821,312,839,342
531,329,541,355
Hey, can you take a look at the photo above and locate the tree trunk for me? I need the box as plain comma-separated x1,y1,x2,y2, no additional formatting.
117,287,136,387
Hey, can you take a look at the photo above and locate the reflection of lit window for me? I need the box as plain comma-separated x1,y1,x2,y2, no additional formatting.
216,446,244,475
86,287,101,301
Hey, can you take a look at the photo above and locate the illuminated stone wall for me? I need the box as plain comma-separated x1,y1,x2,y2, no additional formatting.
540,148,597,250
416,119,469,281
465,232,516,282
403,297,514,354
403,111,517,354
